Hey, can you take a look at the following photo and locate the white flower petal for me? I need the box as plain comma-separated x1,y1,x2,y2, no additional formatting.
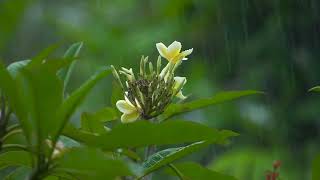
121,111,140,123
174,76,187,89
181,48,193,57
116,100,136,114
159,62,172,79
167,41,181,59
176,91,187,100
125,96,135,106
135,98,142,109
156,43,168,58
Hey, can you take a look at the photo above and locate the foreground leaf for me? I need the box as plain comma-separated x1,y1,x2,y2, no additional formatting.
162,90,263,120
166,162,237,180
54,67,111,141
0,151,32,168
81,107,119,123
16,63,63,151
52,147,132,180
4,166,31,180
81,112,108,135
141,130,238,176
64,120,237,150
0,63,32,144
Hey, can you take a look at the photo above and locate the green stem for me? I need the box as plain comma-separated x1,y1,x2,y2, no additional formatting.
168,164,185,180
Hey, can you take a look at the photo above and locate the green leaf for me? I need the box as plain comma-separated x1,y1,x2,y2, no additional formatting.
141,130,237,176
64,120,238,151
312,154,320,180
0,151,32,167
0,63,32,144
81,112,108,135
82,107,119,123
58,42,83,93
309,86,320,93
62,123,99,146
6,60,30,77
28,43,60,67
166,162,237,180
52,147,132,180
161,90,263,120
55,67,112,141
15,63,64,151
111,81,123,108
4,166,31,180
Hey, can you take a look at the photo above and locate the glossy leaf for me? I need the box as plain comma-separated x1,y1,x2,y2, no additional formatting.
62,123,99,146
28,42,60,67
4,166,31,180
52,147,132,180
81,107,119,123
0,151,32,167
58,42,83,93
64,120,238,151
142,130,238,176
161,90,263,120
81,112,108,135
167,162,237,180
54,67,112,141
0,63,32,144
16,63,63,151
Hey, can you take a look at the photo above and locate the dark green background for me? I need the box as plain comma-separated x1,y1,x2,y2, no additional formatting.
1,0,320,179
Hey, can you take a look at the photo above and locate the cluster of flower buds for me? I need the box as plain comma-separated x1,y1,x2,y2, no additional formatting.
266,160,281,180
112,41,193,123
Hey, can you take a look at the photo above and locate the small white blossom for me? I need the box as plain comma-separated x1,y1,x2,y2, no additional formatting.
156,41,193,63
116,96,140,123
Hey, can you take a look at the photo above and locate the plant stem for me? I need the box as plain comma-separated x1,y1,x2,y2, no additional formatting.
142,117,158,180
168,164,185,180
143,145,157,180
29,155,48,180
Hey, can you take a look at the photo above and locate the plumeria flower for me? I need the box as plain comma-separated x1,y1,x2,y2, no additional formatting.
116,96,140,123
156,41,193,63
173,76,187,99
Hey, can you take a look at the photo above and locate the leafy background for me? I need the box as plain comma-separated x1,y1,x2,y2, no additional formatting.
1,0,320,179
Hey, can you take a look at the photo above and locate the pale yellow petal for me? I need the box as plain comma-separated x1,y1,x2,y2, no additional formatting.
156,43,168,58
176,91,187,100
121,111,140,123
135,98,142,109
125,96,135,107
171,54,184,63
116,100,136,114
174,76,187,90
159,62,173,79
181,48,193,57
167,41,181,60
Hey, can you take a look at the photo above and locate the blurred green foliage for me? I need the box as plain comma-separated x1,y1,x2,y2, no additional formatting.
1,0,320,179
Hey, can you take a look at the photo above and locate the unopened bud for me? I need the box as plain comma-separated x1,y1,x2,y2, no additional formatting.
156,56,161,75
111,65,124,89
149,62,154,75
140,56,145,76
